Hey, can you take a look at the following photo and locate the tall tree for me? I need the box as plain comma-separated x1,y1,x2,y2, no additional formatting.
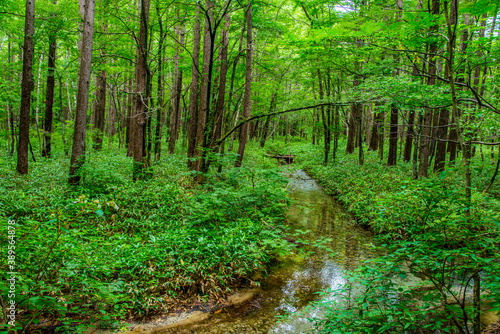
132,0,150,180
169,21,185,154
418,0,440,178
193,0,214,172
187,4,202,169
154,1,165,160
235,1,252,167
387,104,398,166
42,0,58,158
93,70,106,150
213,13,230,150
69,0,96,184
17,0,36,174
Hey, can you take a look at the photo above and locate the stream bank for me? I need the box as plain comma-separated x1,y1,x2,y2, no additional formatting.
110,169,377,333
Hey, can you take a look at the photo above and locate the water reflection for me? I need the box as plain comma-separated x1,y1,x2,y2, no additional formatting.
157,169,376,334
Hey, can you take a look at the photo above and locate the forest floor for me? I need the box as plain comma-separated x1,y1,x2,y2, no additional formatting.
0,143,296,332
2,140,500,333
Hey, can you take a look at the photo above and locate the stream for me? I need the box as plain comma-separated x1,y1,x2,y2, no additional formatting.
153,170,378,333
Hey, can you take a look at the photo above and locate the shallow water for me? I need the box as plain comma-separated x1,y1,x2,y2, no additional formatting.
157,169,377,333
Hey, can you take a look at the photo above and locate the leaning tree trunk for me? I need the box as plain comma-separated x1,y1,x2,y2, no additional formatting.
235,2,253,168
69,0,96,184
42,34,57,158
17,0,36,175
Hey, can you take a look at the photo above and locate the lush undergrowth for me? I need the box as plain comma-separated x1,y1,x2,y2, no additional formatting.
290,142,500,333
0,143,291,332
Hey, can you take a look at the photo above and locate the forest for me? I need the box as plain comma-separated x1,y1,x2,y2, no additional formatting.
1,0,500,332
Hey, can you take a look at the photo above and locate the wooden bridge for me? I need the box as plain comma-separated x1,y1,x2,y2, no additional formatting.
267,154,296,164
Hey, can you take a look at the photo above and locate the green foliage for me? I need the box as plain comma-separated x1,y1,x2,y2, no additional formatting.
0,149,291,332
297,143,500,333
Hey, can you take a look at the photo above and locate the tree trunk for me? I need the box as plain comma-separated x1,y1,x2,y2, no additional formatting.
403,108,415,162
193,1,214,172
332,104,340,163
317,69,329,165
357,104,364,165
213,14,231,149
169,22,185,154
369,108,381,151
433,107,449,173
418,0,440,178
154,1,164,160
413,112,423,179
126,78,133,157
17,0,36,175
378,110,385,161
187,5,201,168
387,105,398,166
132,0,150,180
346,105,356,154
42,35,56,158
69,0,96,184
235,2,252,168
93,70,106,150
260,94,275,148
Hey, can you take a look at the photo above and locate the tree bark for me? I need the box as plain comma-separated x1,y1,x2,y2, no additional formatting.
154,1,165,160
126,78,133,156
378,110,385,161
235,2,252,167
17,0,36,175
213,14,230,148
346,104,356,154
403,108,415,162
433,106,450,173
93,70,106,150
193,1,214,172
260,94,275,148
69,0,95,184
369,108,381,151
317,69,329,165
418,0,439,178
387,105,398,165
187,5,202,168
132,0,150,180
42,35,57,158
169,22,185,154
448,14,470,164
